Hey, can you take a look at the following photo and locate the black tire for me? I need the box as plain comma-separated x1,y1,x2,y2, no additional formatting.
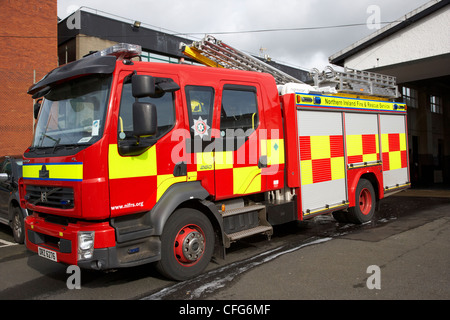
347,178,376,224
156,208,214,281
11,207,25,244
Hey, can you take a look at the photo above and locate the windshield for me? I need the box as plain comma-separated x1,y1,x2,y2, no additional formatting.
32,75,112,148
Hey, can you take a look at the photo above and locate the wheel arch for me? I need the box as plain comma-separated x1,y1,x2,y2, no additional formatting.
8,195,25,223
8,199,19,220
360,173,380,200
348,167,383,207
150,181,225,259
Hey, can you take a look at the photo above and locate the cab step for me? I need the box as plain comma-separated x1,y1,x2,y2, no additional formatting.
222,203,273,248
227,225,273,242
221,204,266,217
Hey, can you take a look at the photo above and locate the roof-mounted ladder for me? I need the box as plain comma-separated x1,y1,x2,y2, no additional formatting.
181,35,302,85
310,65,399,99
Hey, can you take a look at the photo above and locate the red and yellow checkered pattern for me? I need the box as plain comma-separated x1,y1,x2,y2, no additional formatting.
346,134,380,165
381,133,407,171
299,135,345,185
213,139,285,197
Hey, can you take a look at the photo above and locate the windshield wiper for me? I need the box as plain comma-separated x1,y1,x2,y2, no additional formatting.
37,133,58,147
29,142,90,154
52,138,62,153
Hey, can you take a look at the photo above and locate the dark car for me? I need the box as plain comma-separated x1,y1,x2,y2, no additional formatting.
0,156,29,243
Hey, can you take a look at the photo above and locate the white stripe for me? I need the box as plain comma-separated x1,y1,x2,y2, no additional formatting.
0,239,18,247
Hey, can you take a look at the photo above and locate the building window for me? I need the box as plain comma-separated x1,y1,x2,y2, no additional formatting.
430,95,442,114
402,87,417,109
140,51,179,64
140,50,203,65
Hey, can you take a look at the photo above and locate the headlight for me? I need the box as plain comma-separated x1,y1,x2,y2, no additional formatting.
78,231,95,260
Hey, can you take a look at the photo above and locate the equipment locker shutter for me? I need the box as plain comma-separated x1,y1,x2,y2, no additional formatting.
297,110,347,216
345,113,380,167
379,114,409,190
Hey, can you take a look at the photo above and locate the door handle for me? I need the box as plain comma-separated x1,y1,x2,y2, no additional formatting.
258,155,268,168
173,162,187,177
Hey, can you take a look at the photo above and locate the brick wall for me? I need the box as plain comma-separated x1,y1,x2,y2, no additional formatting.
0,0,57,156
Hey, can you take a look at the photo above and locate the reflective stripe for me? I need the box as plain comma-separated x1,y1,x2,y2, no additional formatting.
196,152,214,171
381,133,407,171
299,135,345,185
310,136,331,159
157,174,186,201
108,138,282,199
23,163,83,181
346,134,380,165
331,157,345,180
233,166,261,194
215,151,233,169
108,144,157,179
296,93,407,112
262,139,285,166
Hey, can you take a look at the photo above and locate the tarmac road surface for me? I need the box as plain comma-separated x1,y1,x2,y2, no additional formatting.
0,188,448,303
144,188,450,300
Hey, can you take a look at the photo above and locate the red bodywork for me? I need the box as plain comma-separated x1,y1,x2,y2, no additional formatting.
22,60,286,267
22,58,409,269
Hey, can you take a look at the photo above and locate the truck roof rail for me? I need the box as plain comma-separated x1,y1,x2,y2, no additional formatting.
310,65,399,99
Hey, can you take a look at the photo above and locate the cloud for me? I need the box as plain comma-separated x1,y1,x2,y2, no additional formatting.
57,0,431,69
66,4,80,15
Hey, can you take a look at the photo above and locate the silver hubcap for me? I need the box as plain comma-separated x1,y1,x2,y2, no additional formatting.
182,231,205,262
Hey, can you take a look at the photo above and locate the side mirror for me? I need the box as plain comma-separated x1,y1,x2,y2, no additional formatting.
133,102,157,137
132,75,155,98
0,173,9,183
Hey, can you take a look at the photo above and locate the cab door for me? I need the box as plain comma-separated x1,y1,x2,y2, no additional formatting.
214,83,265,200
184,85,216,195
108,72,183,215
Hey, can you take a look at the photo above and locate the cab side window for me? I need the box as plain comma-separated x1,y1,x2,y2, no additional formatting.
185,85,215,141
220,84,259,136
118,79,176,146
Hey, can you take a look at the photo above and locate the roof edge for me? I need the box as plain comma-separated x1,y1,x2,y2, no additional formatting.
329,0,450,66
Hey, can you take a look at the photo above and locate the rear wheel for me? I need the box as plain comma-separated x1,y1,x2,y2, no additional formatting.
156,208,214,281
348,178,376,224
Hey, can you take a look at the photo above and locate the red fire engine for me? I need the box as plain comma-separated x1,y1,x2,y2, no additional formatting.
21,39,409,280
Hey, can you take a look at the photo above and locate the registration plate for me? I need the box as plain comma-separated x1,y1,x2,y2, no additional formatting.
38,247,57,262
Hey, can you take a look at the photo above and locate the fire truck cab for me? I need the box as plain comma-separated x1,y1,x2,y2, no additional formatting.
22,43,409,280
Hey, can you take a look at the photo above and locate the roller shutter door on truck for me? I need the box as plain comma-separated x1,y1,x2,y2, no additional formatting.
344,113,380,168
379,114,409,191
297,110,347,216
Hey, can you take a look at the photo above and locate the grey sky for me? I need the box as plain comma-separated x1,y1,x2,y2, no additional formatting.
57,0,431,70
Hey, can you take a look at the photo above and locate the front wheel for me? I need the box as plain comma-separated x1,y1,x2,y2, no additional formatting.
156,208,214,281
11,207,25,244
347,179,376,224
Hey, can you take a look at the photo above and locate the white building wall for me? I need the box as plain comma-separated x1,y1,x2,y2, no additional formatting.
344,5,450,70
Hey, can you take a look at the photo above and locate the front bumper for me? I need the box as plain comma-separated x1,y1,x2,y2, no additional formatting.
25,214,161,270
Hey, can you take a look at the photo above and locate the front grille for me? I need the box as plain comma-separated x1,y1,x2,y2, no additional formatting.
26,185,74,209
